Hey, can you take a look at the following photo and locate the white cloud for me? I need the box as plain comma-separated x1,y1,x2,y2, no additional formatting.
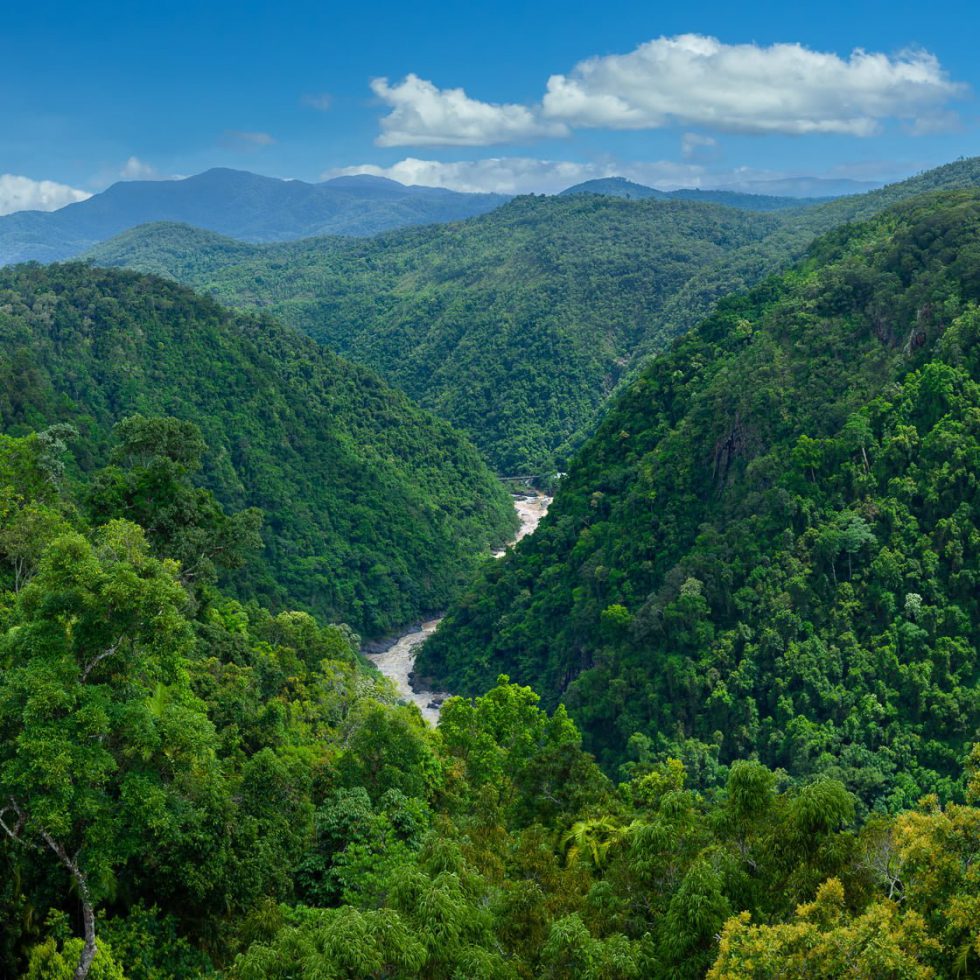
120,156,159,180
0,174,92,216
371,74,567,147
326,157,707,195
681,133,718,161
325,155,909,197
541,35,965,136
367,36,965,146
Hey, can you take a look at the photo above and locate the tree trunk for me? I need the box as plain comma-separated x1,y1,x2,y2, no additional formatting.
39,831,97,979
0,803,98,979
73,878,97,980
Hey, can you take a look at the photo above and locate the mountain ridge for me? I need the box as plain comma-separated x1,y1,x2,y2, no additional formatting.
88,195,787,472
559,176,832,211
416,189,980,808
0,167,510,265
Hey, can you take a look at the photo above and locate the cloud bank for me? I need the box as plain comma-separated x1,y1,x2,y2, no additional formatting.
0,174,92,216
326,155,889,197
328,157,706,195
372,35,965,146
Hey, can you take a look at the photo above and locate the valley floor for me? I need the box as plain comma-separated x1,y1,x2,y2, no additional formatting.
366,492,551,721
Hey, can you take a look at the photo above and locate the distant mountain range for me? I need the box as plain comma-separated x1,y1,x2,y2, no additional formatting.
559,177,833,210
727,174,883,197
0,165,890,267
0,168,509,265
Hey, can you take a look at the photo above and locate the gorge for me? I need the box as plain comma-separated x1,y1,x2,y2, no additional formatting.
366,491,552,722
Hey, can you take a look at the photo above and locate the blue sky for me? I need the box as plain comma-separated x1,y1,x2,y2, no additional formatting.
1,0,978,210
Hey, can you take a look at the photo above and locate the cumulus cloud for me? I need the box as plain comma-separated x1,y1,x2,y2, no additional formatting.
326,157,707,195
371,74,568,146
541,35,965,136
0,174,91,216
369,36,964,145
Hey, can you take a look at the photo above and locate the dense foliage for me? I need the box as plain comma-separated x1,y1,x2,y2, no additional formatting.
419,191,980,809
87,157,980,473
0,263,516,635
1,425,977,978
88,198,784,473
0,169,508,265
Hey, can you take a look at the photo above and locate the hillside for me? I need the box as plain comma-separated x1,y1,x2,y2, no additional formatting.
417,191,980,809
559,177,670,199
87,157,980,474
560,176,828,211
0,263,517,634
88,197,785,472
628,156,980,362
0,168,508,264
3,424,977,979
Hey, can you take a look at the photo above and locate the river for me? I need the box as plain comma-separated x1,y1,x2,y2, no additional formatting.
364,492,551,724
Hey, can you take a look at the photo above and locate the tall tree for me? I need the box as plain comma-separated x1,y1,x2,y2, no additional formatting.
0,520,216,979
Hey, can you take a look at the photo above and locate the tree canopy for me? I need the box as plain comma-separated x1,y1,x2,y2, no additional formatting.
87,157,980,473
420,191,980,809
0,263,516,635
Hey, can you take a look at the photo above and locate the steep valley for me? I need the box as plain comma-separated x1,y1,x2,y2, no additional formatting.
87,157,980,473
1,167,978,980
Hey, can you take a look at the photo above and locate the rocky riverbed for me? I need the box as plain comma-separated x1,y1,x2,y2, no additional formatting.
365,492,550,723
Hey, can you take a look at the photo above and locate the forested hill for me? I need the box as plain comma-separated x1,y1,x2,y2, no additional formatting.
87,157,980,474
417,190,980,809
0,168,509,265
0,263,517,634
3,424,977,979
87,197,786,472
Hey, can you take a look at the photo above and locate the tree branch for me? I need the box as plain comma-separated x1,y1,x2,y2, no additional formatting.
80,639,124,683
0,797,29,846
1,799,98,978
